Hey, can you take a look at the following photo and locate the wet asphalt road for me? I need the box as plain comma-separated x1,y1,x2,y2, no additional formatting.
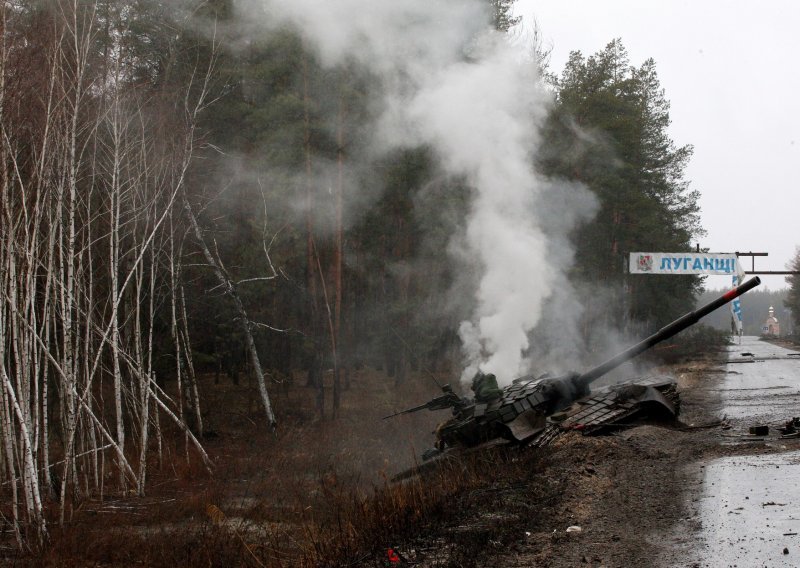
717,337,800,424
693,336,800,567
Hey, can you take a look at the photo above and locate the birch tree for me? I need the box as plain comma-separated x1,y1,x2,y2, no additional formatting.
182,195,279,429
0,0,219,543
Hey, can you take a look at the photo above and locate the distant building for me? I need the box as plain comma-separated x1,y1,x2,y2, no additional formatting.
761,306,780,336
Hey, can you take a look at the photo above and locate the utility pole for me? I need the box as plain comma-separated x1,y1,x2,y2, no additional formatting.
735,251,800,276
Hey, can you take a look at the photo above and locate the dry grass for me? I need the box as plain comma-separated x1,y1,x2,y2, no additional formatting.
2,346,720,566
7,367,554,567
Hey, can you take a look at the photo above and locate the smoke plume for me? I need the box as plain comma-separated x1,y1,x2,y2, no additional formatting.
239,0,596,386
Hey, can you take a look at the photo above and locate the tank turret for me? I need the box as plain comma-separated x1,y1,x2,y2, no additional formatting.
387,277,761,459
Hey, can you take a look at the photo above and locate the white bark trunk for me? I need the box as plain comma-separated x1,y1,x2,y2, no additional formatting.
179,277,202,437
183,195,277,429
1,368,47,541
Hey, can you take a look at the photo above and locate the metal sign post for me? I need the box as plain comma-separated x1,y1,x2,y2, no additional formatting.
629,250,800,342
735,251,800,276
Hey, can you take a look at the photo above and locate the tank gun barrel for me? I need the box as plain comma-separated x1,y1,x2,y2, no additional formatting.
575,276,761,390
382,384,462,419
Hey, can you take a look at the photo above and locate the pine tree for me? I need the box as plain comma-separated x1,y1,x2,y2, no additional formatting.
542,39,702,331
489,0,521,32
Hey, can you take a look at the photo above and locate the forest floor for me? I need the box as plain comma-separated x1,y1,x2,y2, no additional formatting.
372,339,800,568
353,356,733,568
13,342,800,567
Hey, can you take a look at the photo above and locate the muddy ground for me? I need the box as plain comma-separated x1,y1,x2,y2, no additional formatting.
14,344,800,567
376,355,800,568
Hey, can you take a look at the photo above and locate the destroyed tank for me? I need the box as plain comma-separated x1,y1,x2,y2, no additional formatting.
386,277,761,459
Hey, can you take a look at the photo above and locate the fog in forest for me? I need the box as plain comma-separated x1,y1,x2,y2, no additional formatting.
230,0,601,387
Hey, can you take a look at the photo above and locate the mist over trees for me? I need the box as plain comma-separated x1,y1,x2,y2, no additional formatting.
699,287,791,336
785,248,800,333
0,0,707,543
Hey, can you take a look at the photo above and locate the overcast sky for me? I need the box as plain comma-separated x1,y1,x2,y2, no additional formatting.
515,0,799,290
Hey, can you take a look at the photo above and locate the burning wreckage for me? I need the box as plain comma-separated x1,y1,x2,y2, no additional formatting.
386,277,761,462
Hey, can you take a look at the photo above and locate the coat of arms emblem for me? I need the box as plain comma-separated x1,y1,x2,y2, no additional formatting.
638,254,653,272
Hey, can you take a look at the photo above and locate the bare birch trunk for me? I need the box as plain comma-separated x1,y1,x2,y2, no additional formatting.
108,98,127,491
168,217,187,456
0,8,22,542
0,300,22,545
57,0,93,523
2,373,47,541
0,0,221,544
137,246,156,496
179,281,203,438
182,196,277,429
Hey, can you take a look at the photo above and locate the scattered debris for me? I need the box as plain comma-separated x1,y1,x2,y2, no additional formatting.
566,526,582,534
680,419,731,431
708,386,789,391
779,418,800,435
731,355,800,362
729,436,766,442
761,501,786,507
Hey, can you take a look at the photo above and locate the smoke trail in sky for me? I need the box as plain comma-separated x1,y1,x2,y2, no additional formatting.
239,0,595,386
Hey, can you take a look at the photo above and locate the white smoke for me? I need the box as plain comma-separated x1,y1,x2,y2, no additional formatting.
239,0,595,387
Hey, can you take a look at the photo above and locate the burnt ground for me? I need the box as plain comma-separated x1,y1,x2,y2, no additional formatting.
13,348,800,567
368,356,800,568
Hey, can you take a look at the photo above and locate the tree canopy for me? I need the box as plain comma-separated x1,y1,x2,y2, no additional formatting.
541,39,702,331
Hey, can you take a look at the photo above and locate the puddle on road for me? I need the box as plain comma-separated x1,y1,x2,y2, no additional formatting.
694,451,800,567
